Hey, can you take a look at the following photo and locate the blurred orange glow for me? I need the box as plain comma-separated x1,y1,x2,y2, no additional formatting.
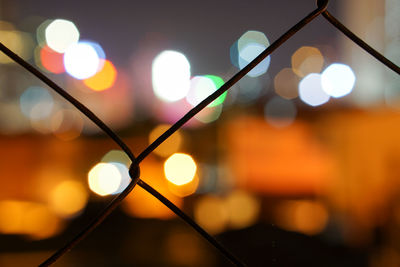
40,45,65,74
83,60,117,91
194,195,228,234
274,200,329,235
225,190,260,229
0,200,62,239
122,158,182,219
225,116,334,195
49,180,88,218
149,124,183,157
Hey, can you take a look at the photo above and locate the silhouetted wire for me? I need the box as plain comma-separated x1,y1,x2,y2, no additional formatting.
138,179,246,266
1,0,400,266
322,10,400,75
135,3,329,164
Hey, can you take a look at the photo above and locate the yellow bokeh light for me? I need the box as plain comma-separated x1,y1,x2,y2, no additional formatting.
88,163,122,196
83,60,117,91
291,46,324,77
194,195,228,234
49,180,88,218
225,190,260,229
164,153,197,186
0,30,34,64
149,124,183,157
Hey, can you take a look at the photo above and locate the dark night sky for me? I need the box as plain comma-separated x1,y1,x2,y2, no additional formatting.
4,0,341,76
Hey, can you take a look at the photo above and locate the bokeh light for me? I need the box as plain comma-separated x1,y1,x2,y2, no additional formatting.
49,180,88,218
152,50,191,102
274,200,329,235
321,63,356,98
164,153,197,186
225,190,260,229
50,108,84,141
45,19,79,53
194,195,228,234
299,73,330,106
0,30,34,64
88,163,122,196
149,124,183,157
64,41,102,79
264,96,297,128
231,30,271,77
237,75,264,103
194,104,223,124
83,60,117,91
186,75,227,107
39,45,65,74
274,68,299,99
20,86,54,120
291,46,324,77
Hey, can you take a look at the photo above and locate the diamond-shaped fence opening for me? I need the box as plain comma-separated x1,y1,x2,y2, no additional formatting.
0,0,399,266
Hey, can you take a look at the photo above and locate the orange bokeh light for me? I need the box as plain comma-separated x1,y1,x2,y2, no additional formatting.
40,45,65,74
83,60,117,91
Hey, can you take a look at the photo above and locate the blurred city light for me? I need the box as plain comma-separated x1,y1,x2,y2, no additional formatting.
321,63,356,98
45,19,79,53
88,163,122,196
0,30,34,64
274,200,329,235
164,153,197,186
20,86,54,120
186,75,227,107
194,104,223,124
225,190,260,229
274,68,299,99
49,180,88,218
64,41,102,79
149,124,183,157
299,73,330,106
83,60,117,91
50,109,84,141
231,30,271,77
39,45,65,74
291,46,324,77
152,50,191,102
194,195,228,234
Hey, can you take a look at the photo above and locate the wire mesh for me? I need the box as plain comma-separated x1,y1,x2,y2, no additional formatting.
0,0,399,266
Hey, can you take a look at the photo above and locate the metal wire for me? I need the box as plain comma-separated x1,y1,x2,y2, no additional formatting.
0,0,399,266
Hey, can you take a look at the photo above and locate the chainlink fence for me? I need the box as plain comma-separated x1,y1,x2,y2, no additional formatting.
0,0,399,266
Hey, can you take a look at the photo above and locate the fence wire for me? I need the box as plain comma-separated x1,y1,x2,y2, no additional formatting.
0,0,399,266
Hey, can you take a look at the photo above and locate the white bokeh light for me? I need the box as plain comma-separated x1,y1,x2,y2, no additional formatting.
186,76,217,106
88,163,122,196
299,73,330,106
64,42,101,80
45,19,79,53
152,50,191,102
321,63,356,98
